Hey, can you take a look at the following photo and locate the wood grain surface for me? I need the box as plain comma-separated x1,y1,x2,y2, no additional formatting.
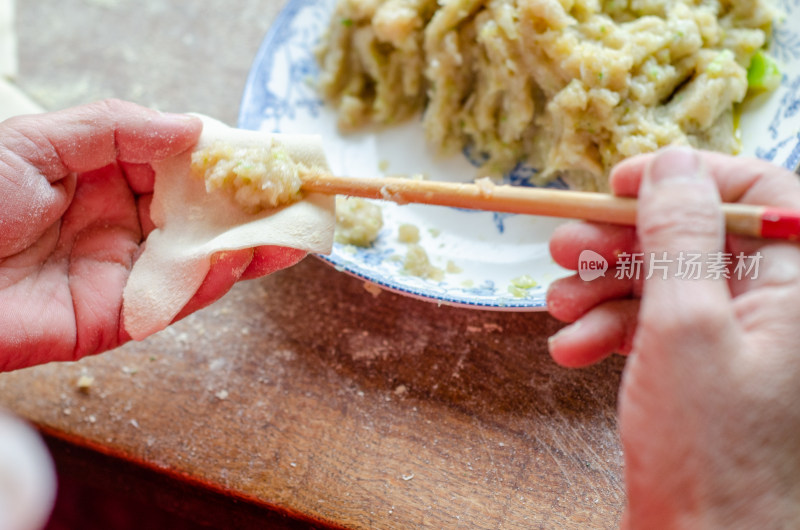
0,1,627,528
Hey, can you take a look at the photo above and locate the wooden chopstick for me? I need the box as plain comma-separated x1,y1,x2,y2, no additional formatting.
301,173,800,241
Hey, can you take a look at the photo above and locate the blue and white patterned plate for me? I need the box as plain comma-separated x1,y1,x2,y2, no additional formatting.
240,0,800,310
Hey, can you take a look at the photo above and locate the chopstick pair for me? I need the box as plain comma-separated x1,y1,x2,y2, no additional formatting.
300,173,800,241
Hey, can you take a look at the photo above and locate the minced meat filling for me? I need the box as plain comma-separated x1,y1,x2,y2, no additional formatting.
317,0,774,190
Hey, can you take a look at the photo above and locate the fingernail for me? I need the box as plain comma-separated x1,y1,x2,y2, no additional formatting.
174,113,200,124
549,322,581,346
158,111,199,125
648,147,701,183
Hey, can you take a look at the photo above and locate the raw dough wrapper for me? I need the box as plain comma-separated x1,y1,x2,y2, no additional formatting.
123,115,336,340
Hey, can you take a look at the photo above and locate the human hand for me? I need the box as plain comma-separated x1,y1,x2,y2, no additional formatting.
547,148,800,527
0,100,306,371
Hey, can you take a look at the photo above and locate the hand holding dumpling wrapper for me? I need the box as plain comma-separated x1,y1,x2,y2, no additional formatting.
122,115,336,340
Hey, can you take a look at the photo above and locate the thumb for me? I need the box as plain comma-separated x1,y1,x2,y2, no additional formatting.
636,148,732,320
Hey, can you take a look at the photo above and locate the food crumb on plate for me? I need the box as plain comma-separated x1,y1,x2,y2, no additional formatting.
508,275,539,298
446,260,462,274
403,244,444,281
335,196,384,247
398,223,421,243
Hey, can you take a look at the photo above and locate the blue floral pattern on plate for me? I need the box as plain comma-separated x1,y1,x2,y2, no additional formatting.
240,0,800,310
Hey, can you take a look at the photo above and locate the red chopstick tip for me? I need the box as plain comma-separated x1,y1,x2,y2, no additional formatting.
761,208,800,241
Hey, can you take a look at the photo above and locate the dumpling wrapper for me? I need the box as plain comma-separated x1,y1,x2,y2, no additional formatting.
122,115,335,341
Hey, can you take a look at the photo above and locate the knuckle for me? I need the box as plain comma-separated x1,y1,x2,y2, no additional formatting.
546,286,580,323
638,201,721,247
94,98,141,120
97,97,127,110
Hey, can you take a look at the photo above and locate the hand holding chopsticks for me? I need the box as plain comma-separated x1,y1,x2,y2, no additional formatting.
301,173,800,241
